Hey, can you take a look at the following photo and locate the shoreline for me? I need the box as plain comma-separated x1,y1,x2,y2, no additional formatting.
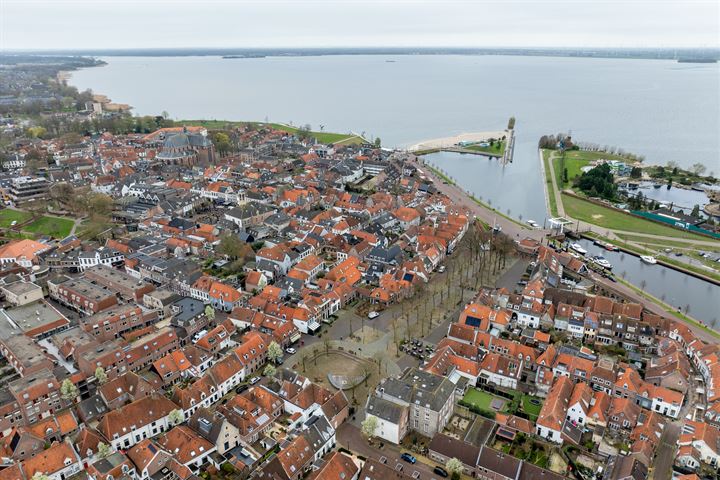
408,131,506,152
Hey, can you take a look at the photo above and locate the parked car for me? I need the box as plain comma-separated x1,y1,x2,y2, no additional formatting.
400,453,416,464
368,311,380,320
235,384,249,394
437,265,446,273
249,376,261,385
433,466,449,477
285,347,296,354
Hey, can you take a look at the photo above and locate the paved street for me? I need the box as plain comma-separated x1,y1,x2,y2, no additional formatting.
653,421,680,480
337,423,447,480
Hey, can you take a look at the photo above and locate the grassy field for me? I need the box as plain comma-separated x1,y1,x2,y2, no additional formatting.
541,151,559,217
521,394,542,419
463,389,509,413
552,149,639,188
561,194,715,241
560,149,633,162
615,233,720,252
467,140,505,156
23,216,74,238
180,119,365,145
554,155,589,188
267,123,365,145
0,209,33,228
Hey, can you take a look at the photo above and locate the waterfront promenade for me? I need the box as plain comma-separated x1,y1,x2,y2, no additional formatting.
421,157,720,342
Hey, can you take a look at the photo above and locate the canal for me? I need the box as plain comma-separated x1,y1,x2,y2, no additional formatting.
573,239,720,327
425,151,720,328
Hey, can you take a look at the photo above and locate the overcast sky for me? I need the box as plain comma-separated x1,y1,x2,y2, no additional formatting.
1,0,718,50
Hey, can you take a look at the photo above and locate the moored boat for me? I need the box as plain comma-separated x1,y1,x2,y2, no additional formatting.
640,255,658,265
592,256,613,269
570,243,587,255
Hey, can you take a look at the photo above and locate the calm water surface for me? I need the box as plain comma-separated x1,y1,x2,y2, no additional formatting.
70,55,719,170
70,55,720,324
574,239,719,325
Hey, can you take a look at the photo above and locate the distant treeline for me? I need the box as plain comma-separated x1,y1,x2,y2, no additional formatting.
6,47,719,60
538,133,645,162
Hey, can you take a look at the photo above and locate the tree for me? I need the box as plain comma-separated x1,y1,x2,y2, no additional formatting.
61,378,79,402
213,132,231,156
168,409,184,426
446,458,464,478
26,126,47,138
575,164,617,200
85,192,114,217
204,304,215,321
217,233,245,260
691,204,701,218
95,366,108,384
296,124,312,142
97,442,111,459
374,137,381,147
360,415,378,439
267,341,283,364
630,166,642,179
32,473,50,480
263,364,277,377
692,162,707,176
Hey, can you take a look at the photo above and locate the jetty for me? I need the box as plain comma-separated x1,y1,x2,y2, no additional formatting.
408,129,512,161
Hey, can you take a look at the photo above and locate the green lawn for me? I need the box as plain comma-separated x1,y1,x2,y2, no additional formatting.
23,216,74,238
180,119,365,145
463,389,509,412
267,123,364,145
467,140,505,156
614,233,720,252
521,394,542,418
542,151,559,217
553,155,590,188
0,209,33,228
561,150,632,162
561,193,716,241
552,149,639,188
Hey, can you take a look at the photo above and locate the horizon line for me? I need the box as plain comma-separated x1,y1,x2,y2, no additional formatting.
3,45,720,53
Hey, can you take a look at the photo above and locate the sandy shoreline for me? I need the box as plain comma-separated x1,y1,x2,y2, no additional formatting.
408,130,507,151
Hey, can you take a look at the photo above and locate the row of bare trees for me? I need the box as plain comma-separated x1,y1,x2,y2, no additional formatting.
386,222,517,355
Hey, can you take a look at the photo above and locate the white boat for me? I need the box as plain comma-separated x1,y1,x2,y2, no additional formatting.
570,243,587,255
640,255,658,265
592,256,613,269
527,220,539,228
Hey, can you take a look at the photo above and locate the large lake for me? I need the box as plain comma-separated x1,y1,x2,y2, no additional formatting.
70,55,719,222
70,55,720,324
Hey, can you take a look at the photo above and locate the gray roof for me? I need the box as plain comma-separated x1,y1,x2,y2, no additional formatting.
428,433,480,467
226,202,275,220
379,368,454,412
366,396,406,423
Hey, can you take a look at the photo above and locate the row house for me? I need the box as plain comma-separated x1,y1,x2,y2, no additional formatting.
123,328,180,371
80,304,159,342
77,247,125,271
48,277,118,316
99,394,179,450
83,264,155,301
0,370,67,437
